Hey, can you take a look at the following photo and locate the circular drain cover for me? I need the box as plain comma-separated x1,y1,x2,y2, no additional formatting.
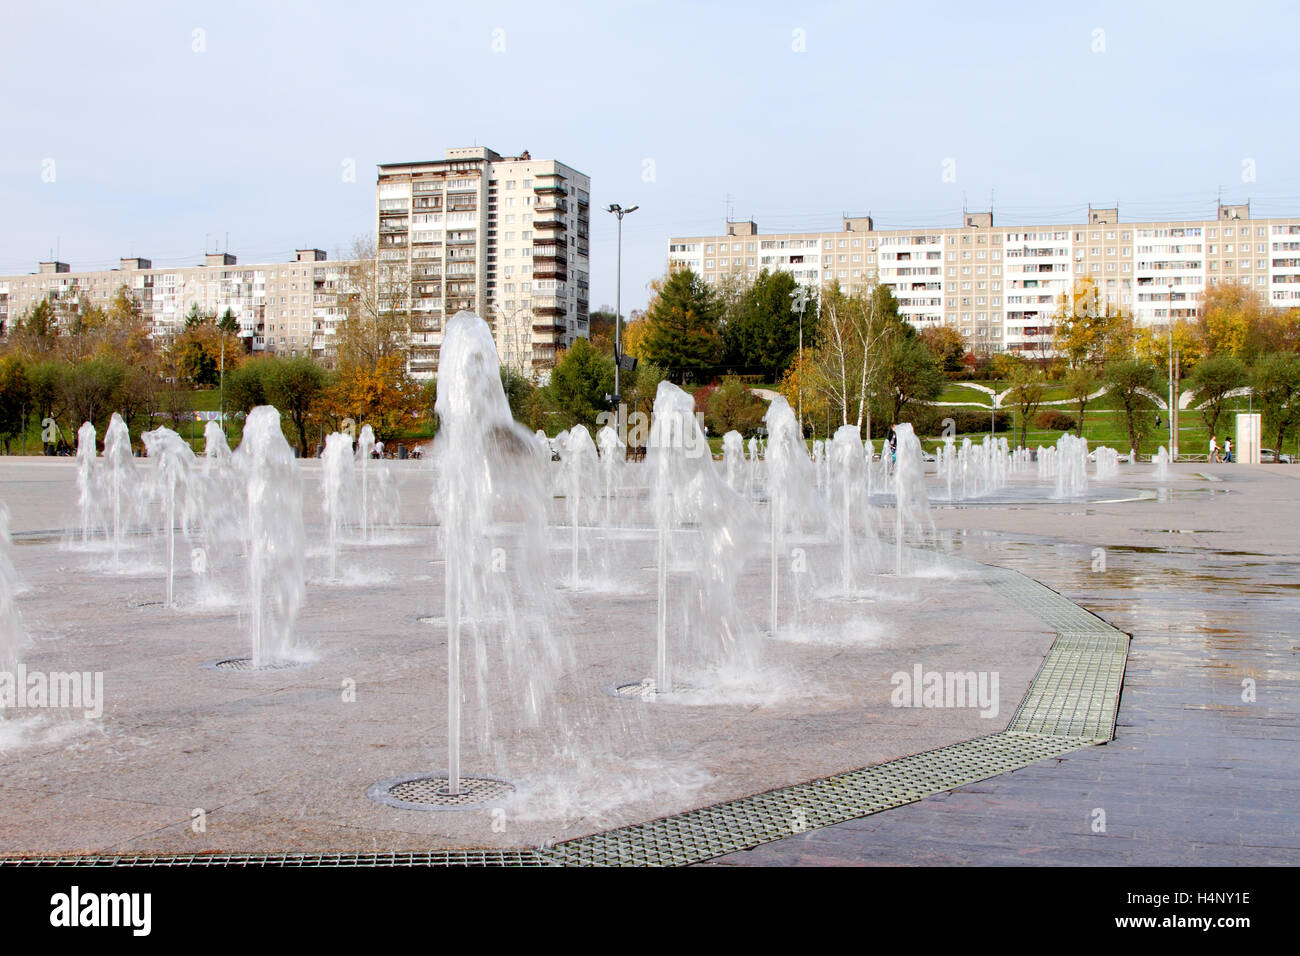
204,656,308,672
367,773,516,812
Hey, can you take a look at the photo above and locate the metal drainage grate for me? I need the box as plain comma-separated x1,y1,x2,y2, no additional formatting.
367,773,516,812
605,679,696,701
204,656,309,673
0,850,552,867
539,731,1084,867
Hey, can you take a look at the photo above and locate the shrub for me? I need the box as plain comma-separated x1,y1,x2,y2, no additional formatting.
1035,409,1078,432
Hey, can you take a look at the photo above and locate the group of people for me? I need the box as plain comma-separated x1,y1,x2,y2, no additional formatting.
1209,435,1234,463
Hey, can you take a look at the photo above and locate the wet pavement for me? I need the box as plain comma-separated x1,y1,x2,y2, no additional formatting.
707,465,1300,865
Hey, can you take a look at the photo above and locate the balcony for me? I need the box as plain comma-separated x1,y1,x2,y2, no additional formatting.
534,180,567,195
532,323,564,334
533,265,568,281
534,216,566,231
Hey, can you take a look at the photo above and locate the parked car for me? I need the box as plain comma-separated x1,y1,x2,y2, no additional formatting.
1259,448,1294,463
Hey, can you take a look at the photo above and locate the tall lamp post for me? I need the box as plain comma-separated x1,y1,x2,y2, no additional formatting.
605,203,638,436
1166,284,1176,458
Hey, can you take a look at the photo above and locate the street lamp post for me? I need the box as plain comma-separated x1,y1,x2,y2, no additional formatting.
605,203,639,439
1167,284,1176,458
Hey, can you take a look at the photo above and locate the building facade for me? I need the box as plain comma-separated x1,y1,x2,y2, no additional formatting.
668,202,1300,354
0,249,354,357
0,145,592,379
376,146,592,377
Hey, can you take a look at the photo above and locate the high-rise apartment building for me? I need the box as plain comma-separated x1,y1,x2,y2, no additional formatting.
668,202,1300,354
376,146,591,377
0,145,592,378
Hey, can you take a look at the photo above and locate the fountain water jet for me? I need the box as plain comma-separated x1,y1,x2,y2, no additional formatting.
431,311,565,795
234,406,306,666
645,381,759,693
75,423,98,545
102,414,135,567
142,427,199,607
0,502,26,675
320,431,359,580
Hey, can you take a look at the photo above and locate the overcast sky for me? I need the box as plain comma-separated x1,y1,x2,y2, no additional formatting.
3,0,1298,312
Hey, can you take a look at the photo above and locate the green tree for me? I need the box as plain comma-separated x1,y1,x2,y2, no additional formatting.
1063,367,1101,437
1104,360,1161,453
60,357,126,434
500,366,535,423
1053,278,1130,369
705,375,768,435
920,325,966,373
1005,364,1047,449
640,268,724,382
25,360,65,426
217,308,240,335
265,357,328,457
1252,352,1300,452
183,303,210,332
1187,354,1248,438
876,328,945,427
0,357,31,454
539,338,614,431
722,269,811,377
225,357,273,413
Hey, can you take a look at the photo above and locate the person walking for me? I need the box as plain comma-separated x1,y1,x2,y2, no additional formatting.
1224,438,1233,463
1209,434,1219,463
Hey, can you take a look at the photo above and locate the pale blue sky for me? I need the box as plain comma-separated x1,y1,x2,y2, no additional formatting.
3,0,1297,312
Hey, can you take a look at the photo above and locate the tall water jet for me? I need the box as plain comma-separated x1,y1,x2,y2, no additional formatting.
102,414,135,568
431,311,563,795
75,423,98,545
1153,446,1170,481
647,381,758,691
204,420,232,464
1094,446,1119,480
722,430,744,493
356,425,375,541
746,436,760,501
142,427,199,607
891,423,933,575
762,395,822,636
0,502,26,675
596,425,623,532
320,431,359,580
829,424,872,592
557,424,599,586
234,406,305,666
1053,432,1089,499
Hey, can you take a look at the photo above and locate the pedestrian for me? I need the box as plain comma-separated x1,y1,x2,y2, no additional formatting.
1224,438,1233,463
1209,434,1218,463
374,439,385,459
